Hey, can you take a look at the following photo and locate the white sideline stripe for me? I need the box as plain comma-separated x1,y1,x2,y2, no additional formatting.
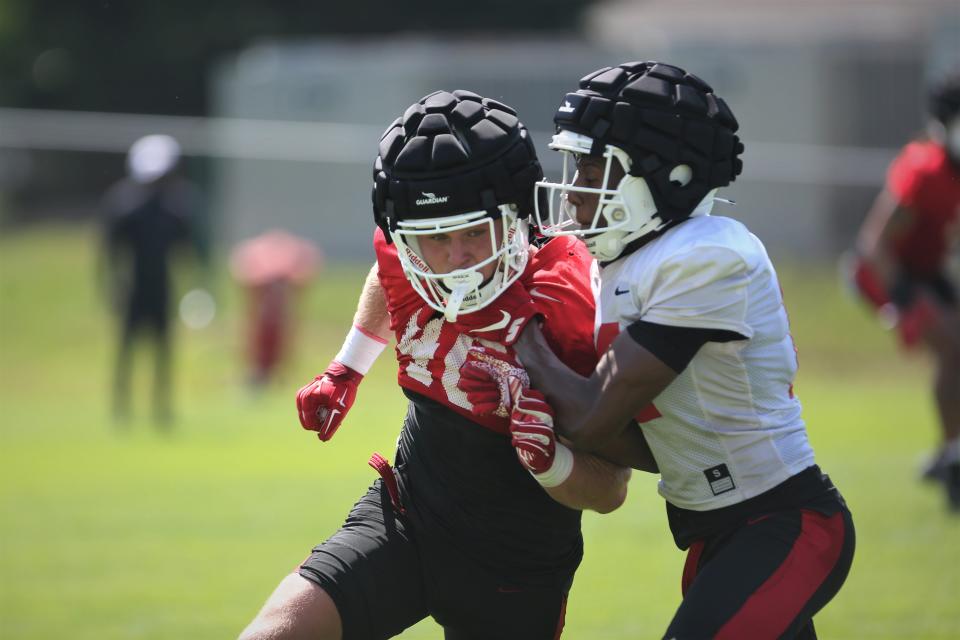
0,107,898,185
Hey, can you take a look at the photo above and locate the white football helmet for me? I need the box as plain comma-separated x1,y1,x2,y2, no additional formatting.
536,130,716,262
127,134,180,183
373,90,543,321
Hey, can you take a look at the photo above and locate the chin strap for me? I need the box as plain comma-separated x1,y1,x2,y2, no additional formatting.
444,285,468,322
368,453,405,514
598,219,685,266
441,269,485,322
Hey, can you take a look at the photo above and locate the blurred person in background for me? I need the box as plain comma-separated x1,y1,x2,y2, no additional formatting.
464,61,856,639
99,134,200,426
230,229,322,388
850,73,960,510
239,90,650,640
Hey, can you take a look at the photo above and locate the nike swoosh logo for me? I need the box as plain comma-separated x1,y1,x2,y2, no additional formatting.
326,409,341,425
529,287,561,303
468,310,512,333
614,286,630,296
336,389,349,407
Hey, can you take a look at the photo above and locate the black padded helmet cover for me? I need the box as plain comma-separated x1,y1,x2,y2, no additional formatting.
373,90,543,240
553,61,744,223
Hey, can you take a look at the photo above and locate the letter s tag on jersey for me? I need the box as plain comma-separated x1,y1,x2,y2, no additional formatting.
703,464,735,496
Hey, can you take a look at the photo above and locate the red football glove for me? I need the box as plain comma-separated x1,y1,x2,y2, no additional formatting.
850,256,891,310
450,281,541,346
897,296,942,349
458,345,529,417
296,361,363,441
510,388,558,475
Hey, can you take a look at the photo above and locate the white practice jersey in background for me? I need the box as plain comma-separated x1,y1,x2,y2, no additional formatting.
597,215,815,511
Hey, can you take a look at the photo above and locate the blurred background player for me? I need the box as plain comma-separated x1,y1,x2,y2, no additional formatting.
230,229,322,388
851,72,960,510
239,90,646,640
99,134,200,426
465,61,856,639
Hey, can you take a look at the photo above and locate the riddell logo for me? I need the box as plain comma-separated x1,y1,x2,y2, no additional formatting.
558,100,576,113
403,246,430,272
416,192,449,206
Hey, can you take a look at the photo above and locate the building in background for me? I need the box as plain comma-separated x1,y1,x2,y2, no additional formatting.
208,0,958,261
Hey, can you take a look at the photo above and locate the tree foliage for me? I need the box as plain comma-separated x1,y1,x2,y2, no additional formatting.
0,0,591,115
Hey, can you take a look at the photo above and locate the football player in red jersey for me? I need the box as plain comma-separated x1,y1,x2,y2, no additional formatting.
852,73,960,509
239,91,651,640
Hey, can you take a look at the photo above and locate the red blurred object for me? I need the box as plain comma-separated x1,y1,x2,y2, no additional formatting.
230,230,323,385
851,257,891,310
847,256,944,349
230,229,322,288
897,296,942,349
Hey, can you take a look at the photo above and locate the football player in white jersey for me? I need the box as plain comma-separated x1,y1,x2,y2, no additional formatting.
461,62,856,639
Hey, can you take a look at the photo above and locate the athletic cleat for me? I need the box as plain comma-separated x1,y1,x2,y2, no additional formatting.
946,462,960,513
920,451,950,483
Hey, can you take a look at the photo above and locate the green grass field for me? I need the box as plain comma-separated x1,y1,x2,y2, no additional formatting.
1,225,958,639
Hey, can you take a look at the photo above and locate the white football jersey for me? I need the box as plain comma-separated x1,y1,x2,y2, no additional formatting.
597,215,815,510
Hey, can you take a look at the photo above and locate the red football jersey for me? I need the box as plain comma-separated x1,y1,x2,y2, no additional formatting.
886,140,960,276
374,227,598,433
